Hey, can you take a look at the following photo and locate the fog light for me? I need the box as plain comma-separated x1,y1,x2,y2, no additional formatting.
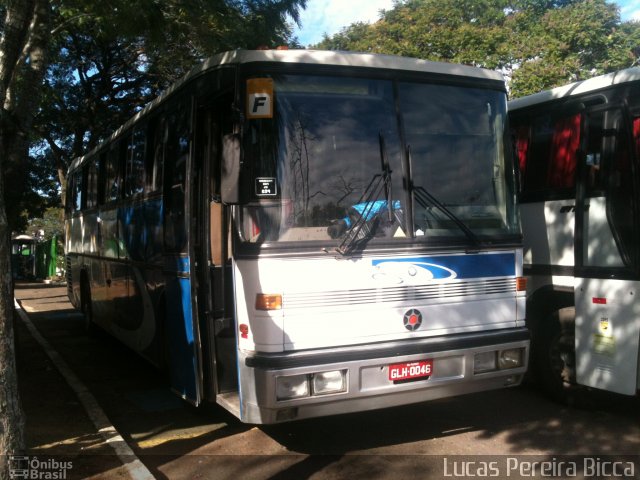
499,348,524,370
474,351,497,373
276,408,298,422
504,374,521,386
312,370,346,395
276,374,309,400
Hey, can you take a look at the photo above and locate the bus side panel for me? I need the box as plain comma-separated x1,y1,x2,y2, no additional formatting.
165,263,201,403
66,253,81,309
66,215,84,307
144,197,164,264
575,279,640,395
82,211,99,255
521,200,575,269
99,208,119,259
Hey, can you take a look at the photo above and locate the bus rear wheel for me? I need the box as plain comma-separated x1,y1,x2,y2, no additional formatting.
534,307,579,404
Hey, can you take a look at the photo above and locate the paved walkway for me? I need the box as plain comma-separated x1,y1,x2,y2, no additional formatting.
14,281,148,480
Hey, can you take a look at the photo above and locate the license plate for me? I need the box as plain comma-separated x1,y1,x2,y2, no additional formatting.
388,360,433,381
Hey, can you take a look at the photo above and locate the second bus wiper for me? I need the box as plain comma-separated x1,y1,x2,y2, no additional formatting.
406,146,481,248
336,133,393,256
412,185,481,247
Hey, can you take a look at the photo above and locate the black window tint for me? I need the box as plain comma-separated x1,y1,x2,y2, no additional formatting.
105,144,121,203
86,159,99,208
164,103,190,253
608,113,637,269
126,128,146,197
146,118,165,193
73,170,83,211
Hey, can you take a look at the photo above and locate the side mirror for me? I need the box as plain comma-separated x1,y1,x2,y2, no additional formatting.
221,133,241,204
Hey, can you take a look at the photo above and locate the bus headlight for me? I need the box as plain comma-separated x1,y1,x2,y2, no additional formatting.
276,370,348,401
474,351,497,373
276,374,309,400
498,348,524,370
475,348,525,374
312,370,346,395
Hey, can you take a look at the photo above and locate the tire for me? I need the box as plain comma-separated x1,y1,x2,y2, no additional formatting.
533,307,580,404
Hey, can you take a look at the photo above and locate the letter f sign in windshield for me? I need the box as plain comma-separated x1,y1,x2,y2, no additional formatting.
252,96,268,113
248,93,271,117
247,78,274,119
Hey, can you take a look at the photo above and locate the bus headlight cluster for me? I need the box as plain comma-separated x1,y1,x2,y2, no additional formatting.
473,348,524,374
276,370,347,400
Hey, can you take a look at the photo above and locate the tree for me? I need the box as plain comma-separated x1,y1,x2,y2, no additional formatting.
0,0,52,473
315,0,640,97
24,0,306,226
509,0,638,96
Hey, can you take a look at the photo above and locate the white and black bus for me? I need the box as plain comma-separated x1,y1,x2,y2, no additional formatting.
65,49,528,424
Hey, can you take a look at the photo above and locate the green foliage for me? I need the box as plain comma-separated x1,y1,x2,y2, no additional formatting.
315,0,640,97
27,207,64,240
20,0,306,227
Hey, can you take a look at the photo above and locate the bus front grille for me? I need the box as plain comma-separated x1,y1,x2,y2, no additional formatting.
284,278,516,309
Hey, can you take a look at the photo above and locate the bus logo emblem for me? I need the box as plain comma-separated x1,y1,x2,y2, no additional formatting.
403,309,422,331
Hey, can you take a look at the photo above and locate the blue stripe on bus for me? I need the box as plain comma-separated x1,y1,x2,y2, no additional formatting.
165,272,198,401
164,256,190,275
372,253,515,280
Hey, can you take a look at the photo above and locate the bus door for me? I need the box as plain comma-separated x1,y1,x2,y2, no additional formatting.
163,99,203,404
194,100,239,409
574,105,640,395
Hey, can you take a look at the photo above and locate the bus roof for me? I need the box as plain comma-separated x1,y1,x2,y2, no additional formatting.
69,49,504,172
509,66,640,112
203,49,505,81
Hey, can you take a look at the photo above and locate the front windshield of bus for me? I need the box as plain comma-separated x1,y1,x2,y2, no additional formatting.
239,73,519,248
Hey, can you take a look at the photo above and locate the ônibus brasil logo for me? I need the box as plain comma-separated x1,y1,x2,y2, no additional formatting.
403,309,422,331
9,456,73,479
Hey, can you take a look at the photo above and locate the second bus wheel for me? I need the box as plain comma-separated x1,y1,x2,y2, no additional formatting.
533,307,580,404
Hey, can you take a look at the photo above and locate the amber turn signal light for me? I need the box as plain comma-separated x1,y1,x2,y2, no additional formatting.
255,294,282,311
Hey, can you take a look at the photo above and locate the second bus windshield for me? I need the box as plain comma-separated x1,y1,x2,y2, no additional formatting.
241,73,518,247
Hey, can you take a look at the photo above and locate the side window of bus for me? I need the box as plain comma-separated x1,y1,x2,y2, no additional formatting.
583,110,606,197
164,103,190,253
72,170,84,212
146,117,165,193
606,110,636,268
126,128,146,197
519,112,581,199
104,143,122,203
86,158,99,208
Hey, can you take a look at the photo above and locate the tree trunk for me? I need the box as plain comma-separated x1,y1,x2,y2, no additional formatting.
0,0,51,475
0,0,35,103
0,177,23,477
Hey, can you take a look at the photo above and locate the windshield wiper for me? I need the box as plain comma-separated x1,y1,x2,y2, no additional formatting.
406,146,481,248
336,133,393,256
